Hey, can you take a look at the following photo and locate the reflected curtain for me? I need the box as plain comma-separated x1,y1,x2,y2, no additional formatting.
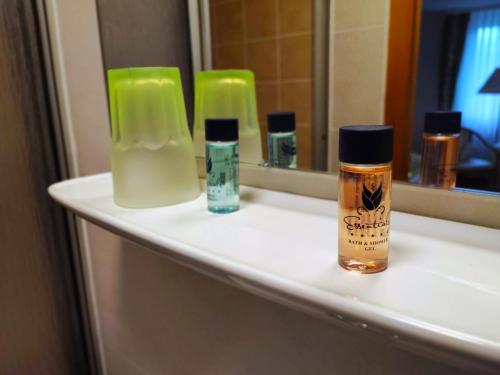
453,7,500,143
438,13,469,110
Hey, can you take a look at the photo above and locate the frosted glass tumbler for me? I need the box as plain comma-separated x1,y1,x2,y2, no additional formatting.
193,70,263,164
108,67,200,208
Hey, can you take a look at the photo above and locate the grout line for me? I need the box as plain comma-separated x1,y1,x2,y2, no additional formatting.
213,31,313,48
242,0,248,68
256,78,312,85
255,80,280,85
251,31,313,43
380,0,390,123
333,24,386,35
209,2,217,67
212,0,238,5
327,0,336,171
276,0,282,108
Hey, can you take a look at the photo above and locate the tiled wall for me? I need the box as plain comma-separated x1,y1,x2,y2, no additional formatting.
327,0,390,171
210,0,313,169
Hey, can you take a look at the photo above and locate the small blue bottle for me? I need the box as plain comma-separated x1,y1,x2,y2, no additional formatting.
267,112,297,169
205,119,240,213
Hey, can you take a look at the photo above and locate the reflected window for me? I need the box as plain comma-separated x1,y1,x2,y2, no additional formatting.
453,8,500,143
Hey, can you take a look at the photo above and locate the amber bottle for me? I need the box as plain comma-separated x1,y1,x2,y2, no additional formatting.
338,125,393,273
420,111,461,189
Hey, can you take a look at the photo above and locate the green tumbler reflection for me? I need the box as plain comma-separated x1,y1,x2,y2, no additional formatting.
193,70,263,164
108,67,200,208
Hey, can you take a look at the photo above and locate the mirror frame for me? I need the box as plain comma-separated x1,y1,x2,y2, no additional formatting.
45,0,500,229
188,0,500,228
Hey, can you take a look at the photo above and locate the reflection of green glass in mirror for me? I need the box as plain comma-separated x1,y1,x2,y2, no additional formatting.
193,70,263,164
108,67,200,208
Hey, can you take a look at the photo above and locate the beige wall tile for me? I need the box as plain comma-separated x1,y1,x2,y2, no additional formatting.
245,0,277,39
211,0,315,164
214,1,243,44
333,0,387,32
214,44,245,69
256,83,279,122
278,0,312,34
280,81,312,123
280,34,312,79
248,39,278,80
332,27,386,128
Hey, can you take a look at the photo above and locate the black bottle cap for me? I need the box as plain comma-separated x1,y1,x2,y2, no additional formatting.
205,118,239,142
267,112,296,133
339,125,393,164
424,111,461,134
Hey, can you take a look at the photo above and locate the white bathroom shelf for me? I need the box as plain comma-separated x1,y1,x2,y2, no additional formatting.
49,173,500,370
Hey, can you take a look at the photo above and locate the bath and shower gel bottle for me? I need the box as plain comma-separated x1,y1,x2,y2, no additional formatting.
267,112,297,169
205,119,240,213
338,125,393,273
420,111,461,189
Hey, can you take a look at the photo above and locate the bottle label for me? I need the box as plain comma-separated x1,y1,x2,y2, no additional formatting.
338,167,391,261
420,135,459,188
268,133,297,168
206,144,239,203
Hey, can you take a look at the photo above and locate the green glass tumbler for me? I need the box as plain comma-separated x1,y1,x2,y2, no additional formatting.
108,67,200,208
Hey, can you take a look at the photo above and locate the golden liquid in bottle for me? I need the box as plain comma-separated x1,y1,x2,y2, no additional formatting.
420,133,460,189
338,163,392,273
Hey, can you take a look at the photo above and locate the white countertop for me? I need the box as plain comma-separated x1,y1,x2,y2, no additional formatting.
49,173,500,369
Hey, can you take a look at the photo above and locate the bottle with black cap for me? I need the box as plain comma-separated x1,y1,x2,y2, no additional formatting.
205,118,240,213
420,111,461,189
267,112,297,169
338,125,393,273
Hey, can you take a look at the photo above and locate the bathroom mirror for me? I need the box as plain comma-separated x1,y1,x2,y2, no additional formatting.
190,0,500,194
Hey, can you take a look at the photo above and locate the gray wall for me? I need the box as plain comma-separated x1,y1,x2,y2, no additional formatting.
0,1,90,374
96,0,194,124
